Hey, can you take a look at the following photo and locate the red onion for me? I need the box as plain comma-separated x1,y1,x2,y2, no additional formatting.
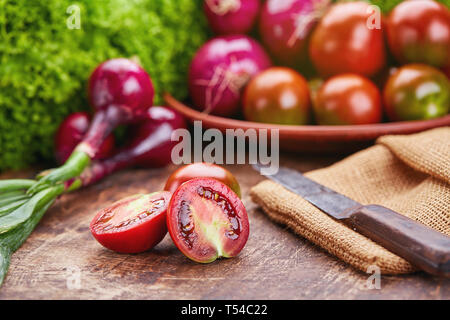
80,106,186,187
204,0,261,35
82,58,155,158
259,0,330,67
32,58,154,191
54,112,115,164
189,35,272,117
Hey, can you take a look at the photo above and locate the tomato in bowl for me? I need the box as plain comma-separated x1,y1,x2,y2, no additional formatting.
165,93,450,153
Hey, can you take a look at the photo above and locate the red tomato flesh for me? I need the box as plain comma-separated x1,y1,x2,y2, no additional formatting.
167,178,249,263
90,191,171,253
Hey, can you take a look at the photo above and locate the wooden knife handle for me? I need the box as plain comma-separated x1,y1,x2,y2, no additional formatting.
344,205,450,277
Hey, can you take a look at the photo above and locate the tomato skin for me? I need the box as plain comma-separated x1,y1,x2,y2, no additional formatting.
90,192,171,254
383,64,450,121
164,163,241,198
386,0,450,68
309,1,386,77
443,66,450,79
314,74,383,125
243,67,311,125
167,178,249,263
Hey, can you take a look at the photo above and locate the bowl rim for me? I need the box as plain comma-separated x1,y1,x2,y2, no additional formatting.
164,93,450,141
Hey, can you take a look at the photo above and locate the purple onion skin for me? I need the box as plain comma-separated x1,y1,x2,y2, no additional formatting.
204,0,261,35
126,106,187,168
259,0,330,67
30,58,155,192
82,58,155,158
189,35,272,117
54,112,116,164
81,107,187,187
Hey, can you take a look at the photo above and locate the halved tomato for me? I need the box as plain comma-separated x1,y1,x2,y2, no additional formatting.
167,178,249,263
90,191,171,253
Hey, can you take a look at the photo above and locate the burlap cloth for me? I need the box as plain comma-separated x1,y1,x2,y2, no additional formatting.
250,127,450,274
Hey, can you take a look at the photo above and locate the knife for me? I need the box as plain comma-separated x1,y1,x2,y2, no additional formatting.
253,164,450,277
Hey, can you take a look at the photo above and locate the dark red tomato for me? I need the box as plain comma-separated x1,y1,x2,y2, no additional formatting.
164,163,241,198
243,67,311,125
314,74,383,125
167,178,249,263
309,1,386,77
443,66,450,79
54,112,115,164
386,0,450,68
90,191,171,254
384,64,450,121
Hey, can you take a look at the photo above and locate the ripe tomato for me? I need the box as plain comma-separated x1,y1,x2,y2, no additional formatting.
309,1,386,77
386,0,450,68
90,192,172,254
384,64,450,121
164,163,241,198
314,74,383,125
167,178,249,263
242,67,311,125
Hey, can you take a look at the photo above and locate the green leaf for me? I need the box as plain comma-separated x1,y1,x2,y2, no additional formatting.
0,246,11,287
0,199,54,286
0,0,209,171
0,190,25,201
0,185,63,234
28,150,90,195
0,180,35,193
0,199,28,218
0,194,28,207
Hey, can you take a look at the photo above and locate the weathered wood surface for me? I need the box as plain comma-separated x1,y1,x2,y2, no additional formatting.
0,155,448,300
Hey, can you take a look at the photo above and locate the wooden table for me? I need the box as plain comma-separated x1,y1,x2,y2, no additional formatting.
0,155,448,300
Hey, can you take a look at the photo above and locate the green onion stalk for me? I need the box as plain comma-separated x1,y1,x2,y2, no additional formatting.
0,58,155,286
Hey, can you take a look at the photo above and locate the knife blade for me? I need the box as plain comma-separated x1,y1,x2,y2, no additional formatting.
253,163,450,277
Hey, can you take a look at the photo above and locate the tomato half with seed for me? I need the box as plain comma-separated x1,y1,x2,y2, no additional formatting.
164,163,241,198
243,67,311,125
90,191,171,254
167,178,249,263
314,74,383,125
386,0,450,68
309,1,386,77
383,64,450,121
